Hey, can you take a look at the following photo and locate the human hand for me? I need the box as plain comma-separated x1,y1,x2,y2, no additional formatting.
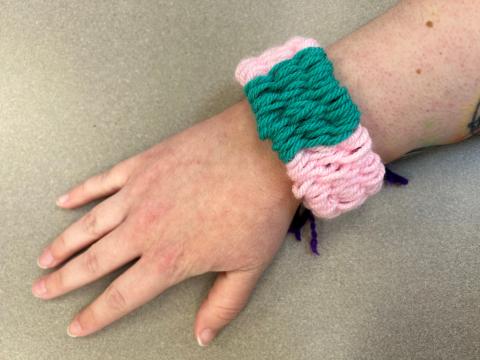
32,100,301,346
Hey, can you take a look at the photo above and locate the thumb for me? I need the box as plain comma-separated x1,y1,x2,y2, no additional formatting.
194,269,262,346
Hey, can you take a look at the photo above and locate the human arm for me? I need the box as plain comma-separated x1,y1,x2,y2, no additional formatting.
326,0,480,163
32,0,480,346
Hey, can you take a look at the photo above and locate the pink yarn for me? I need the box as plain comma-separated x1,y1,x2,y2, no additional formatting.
235,36,385,219
235,36,319,86
286,125,385,219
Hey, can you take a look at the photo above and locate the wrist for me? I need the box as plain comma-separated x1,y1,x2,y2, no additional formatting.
223,100,302,214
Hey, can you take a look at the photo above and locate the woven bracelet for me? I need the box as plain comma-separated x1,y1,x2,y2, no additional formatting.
235,36,385,219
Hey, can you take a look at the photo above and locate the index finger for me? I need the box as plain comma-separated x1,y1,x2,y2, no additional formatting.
57,158,136,209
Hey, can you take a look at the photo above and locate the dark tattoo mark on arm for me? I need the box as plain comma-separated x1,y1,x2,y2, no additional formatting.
468,101,480,136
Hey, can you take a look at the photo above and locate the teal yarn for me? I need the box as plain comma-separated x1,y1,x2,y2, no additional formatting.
243,47,361,163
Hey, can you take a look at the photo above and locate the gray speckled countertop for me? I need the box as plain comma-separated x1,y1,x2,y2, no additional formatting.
1,1,479,359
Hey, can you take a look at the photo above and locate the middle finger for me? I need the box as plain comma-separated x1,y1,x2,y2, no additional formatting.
32,220,142,299
38,192,129,269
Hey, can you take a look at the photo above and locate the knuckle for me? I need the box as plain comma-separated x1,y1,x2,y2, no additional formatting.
212,302,241,322
51,234,67,258
78,306,97,330
98,169,111,183
79,179,90,194
122,225,145,252
130,167,157,196
147,244,186,278
104,285,128,312
82,211,99,236
109,166,128,187
123,177,144,198
134,202,168,230
58,233,68,250
135,206,156,229
49,269,64,291
83,250,100,275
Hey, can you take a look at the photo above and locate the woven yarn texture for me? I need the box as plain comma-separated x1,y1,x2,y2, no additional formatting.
243,46,360,163
235,37,385,219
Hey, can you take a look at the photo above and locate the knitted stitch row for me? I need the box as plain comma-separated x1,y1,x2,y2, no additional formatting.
236,37,385,218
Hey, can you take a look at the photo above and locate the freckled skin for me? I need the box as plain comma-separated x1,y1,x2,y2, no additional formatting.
32,0,480,346
327,0,480,161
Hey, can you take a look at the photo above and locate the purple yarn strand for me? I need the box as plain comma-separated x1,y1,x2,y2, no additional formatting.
293,228,301,241
384,167,409,185
287,166,408,256
308,210,319,255
288,205,319,255
288,205,310,241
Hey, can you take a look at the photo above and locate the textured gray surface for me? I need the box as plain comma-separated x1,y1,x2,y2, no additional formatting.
1,1,479,359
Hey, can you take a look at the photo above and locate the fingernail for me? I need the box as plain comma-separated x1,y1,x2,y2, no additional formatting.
32,278,47,298
37,248,54,268
197,328,215,347
57,194,69,206
67,320,82,337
